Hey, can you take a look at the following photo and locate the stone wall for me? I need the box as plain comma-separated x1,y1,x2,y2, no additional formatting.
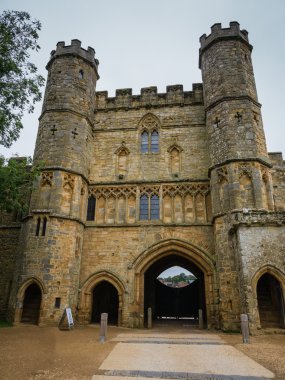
0,213,21,319
1,24,284,332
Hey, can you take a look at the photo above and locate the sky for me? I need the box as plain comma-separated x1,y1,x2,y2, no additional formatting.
158,266,193,279
0,0,284,159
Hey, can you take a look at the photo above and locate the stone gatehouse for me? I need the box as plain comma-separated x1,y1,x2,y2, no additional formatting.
1,21,285,332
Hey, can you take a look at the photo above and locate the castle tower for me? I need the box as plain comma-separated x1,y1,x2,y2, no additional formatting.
9,40,99,325
199,22,275,329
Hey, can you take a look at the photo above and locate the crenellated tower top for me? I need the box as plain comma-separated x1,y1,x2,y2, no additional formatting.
47,39,99,78
199,21,251,68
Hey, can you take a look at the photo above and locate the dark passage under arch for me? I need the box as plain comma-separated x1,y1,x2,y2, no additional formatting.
257,273,285,328
91,281,119,325
144,254,206,326
21,283,42,324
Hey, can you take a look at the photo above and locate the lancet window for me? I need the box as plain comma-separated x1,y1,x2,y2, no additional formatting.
140,113,160,153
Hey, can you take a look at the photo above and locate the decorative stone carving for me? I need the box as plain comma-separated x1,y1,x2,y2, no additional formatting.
217,167,228,183
115,141,130,177
238,165,252,179
63,173,75,190
140,113,160,131
41,171,53,187
89,186,137,199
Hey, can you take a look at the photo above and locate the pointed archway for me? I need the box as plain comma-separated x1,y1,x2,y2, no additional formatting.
91,281,119,325
21,283,42,324
132,239,217,328
257,273,285,328
144,254,205,326
78,271,125,325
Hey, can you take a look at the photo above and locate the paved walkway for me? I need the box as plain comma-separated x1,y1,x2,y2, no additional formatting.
92,331,274,380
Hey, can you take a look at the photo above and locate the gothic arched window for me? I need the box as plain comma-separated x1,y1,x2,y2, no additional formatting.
141,131,149,153
139,194,160,220
151,130,159,153
150,194,159,219
139,113,160,153
139,194,149,220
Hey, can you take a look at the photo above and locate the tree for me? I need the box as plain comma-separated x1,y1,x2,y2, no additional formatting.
0,10,45,148
0,155,42,214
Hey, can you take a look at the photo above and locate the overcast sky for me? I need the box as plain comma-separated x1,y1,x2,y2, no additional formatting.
159,266,192,279
0,0,284,159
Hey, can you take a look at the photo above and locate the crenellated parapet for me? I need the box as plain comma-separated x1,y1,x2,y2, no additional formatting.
47,39,99,78
199,21,251,67
95,83,203,110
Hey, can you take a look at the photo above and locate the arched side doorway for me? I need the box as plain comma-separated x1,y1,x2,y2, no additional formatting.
144,254,206,326
257,273,285,328
78,271,125,326
133,239,217,329
91,281,119,325
21,283,42,324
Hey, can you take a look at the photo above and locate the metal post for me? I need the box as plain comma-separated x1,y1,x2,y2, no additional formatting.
198,309,203,329
148,307,152,329
100,313,108,343
241,314,250,344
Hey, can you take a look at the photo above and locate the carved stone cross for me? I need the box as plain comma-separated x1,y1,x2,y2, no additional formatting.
235,112,242,122
214,117,220,128
50,125,57,135
72,128,78,139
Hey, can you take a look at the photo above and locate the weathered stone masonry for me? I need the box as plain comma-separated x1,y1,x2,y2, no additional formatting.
0,22,284,332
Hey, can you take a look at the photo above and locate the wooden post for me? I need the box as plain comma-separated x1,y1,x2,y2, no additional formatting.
198,309,203,329
100,313,108,343
241,314,250,344
147,307,152,329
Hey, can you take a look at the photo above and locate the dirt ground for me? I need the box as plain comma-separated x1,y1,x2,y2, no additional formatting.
0,324,284,380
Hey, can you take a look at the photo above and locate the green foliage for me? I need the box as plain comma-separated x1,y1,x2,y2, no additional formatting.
0,155,42,214
0,10,45,148
158,272,196,284
0,319,13,328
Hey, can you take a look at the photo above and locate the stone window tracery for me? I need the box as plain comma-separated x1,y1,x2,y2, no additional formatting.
139,113,160,153
87,183,210,225
139,194,160,220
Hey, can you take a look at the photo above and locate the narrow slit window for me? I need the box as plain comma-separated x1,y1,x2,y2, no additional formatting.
87,196,96,221
151,130,159,153
150,195,159,219
42,217,47,236
55,297,61,308
141,131,149,153
140,195,149,220
36,217,41,236
79,69,84,79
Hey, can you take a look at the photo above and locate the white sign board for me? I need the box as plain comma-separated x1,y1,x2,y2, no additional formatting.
58,307,74,330
66,308,74,326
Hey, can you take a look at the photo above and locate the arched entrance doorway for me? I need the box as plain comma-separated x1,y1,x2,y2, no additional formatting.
257,273,285,328
91,281,119,325
21,283,42,324
144,254,206,326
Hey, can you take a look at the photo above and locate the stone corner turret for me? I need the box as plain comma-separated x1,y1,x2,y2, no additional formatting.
199,21,251,68
47,39,99,79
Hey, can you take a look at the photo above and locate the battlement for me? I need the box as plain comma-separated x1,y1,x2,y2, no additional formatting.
95,83,203,110
47,39,99,75
199,21,252,66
